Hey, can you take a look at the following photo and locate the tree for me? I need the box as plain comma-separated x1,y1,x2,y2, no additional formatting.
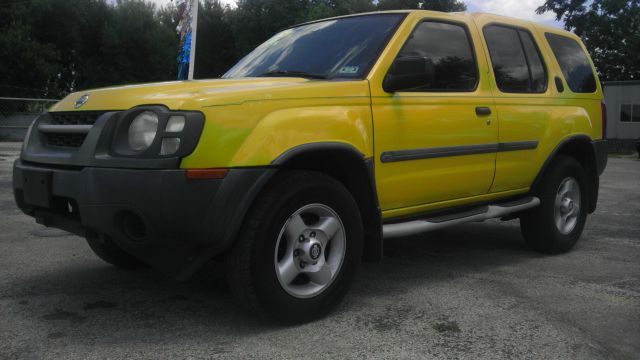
194,0,237,78
0,1,65,98
333,0,376,14
537,0,640,81
0,0,178,98
84,0,177,88
0,22,59,98
231,0,312,57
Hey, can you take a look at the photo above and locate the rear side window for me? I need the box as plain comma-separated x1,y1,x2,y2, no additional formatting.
520,33,547,92
396,21,478,91
545,33,596,93
621,104,632,122
483,25,547,93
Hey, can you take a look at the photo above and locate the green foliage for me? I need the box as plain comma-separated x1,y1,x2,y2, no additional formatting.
537,0,640,81
194,0,237,78
0,22,59,98
0,0,467,98
0,0,177,98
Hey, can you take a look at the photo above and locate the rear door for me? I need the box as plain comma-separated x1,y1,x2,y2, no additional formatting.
369,13,498,214
475,17,553,193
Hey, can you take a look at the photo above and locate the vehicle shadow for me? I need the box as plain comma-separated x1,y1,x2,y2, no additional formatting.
354,219,544,296
8,219,545,343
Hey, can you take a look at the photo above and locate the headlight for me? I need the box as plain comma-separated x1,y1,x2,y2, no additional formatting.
128,111,159,151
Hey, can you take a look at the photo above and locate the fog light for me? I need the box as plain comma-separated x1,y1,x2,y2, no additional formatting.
166,115,185,132
160,138,181,155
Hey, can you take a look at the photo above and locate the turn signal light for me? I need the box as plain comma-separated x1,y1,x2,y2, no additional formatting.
186,168,229,180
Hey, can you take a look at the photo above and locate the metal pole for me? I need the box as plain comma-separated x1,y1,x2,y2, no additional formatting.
187,0,198,80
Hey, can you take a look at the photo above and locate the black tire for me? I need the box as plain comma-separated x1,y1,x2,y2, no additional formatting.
225,170,363,323
521,155,589,254
85,234,147,269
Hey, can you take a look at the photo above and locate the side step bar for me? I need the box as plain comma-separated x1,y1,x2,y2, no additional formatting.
382,196,540,239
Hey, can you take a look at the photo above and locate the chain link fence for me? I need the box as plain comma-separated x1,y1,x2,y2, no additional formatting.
0,97,59,141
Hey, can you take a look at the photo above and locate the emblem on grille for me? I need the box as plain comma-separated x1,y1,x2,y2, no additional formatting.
74,94,90,109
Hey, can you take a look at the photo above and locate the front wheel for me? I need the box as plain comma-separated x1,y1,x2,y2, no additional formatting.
521,155,589,253
225,171,363,323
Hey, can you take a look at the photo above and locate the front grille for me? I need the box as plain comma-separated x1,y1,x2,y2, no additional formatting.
45,133,87,148
49,111,105,125
43,111,106,148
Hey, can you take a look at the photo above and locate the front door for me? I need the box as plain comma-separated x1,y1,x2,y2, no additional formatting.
370,16,498,214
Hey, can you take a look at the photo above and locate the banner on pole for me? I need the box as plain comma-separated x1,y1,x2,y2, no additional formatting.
176,0,198,80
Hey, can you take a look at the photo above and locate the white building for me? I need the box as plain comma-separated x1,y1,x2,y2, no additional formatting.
603,80,640,153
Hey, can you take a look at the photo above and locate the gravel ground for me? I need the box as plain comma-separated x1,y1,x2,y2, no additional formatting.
0,142,638,359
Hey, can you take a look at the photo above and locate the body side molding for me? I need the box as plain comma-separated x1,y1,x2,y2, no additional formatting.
380,141,538,163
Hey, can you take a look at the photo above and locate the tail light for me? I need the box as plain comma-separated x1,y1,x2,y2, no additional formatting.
601,101,607,139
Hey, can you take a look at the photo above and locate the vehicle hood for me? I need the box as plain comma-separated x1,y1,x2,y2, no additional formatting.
50,78,369,112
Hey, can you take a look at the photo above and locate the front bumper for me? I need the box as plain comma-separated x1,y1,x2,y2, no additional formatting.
13,160,274,280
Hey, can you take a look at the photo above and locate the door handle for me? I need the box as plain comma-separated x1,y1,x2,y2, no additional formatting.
475,107,492,116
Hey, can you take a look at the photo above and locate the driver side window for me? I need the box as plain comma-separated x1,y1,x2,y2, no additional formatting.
396,21,479,92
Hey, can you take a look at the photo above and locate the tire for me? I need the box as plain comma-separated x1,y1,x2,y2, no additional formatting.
521,155,589,254
85,233,147,269
225,170,363,323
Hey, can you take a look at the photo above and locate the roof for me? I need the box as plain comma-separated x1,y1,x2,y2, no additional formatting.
292,10,571,37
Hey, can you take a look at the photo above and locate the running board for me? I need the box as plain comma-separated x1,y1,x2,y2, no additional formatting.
382,196,540,239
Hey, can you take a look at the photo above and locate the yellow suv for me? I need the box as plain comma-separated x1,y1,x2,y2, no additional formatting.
13,10,607,322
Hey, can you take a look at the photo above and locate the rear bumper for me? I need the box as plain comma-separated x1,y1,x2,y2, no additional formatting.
13,160,275,280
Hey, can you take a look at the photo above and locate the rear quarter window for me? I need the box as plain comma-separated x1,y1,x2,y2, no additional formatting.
545,33,597,93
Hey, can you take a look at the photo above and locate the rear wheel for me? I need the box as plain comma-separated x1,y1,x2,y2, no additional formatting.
225,171,363,323
521,155,588,253
85,233,147,269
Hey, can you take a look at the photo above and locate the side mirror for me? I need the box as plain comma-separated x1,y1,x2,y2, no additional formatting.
383,56,435,92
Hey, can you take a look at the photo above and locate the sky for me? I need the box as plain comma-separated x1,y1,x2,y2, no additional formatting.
145,0,562,27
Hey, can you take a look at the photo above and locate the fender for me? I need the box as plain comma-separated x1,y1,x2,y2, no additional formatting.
530,134,603,213
272,141,366,164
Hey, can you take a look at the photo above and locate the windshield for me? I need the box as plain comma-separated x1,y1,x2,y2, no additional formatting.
223,14,405,80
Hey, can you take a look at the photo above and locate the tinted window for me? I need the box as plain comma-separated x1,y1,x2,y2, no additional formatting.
621,104,632,122
545,33,597,93
520,31,547,92
394,21,478,91
633,105,640,122
223,14,403,80
484,25,547,93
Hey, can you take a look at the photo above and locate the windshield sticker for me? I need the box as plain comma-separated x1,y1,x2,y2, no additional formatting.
338,66,359,75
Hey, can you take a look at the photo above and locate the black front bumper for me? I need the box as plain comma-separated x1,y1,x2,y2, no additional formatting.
13,160,274,280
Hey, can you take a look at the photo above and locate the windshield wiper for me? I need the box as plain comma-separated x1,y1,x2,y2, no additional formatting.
258,70,328,80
